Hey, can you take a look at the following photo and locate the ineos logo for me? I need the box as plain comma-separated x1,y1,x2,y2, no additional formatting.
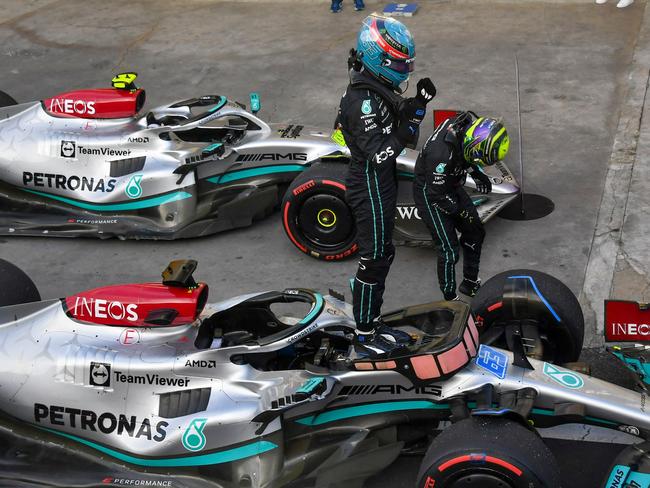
49,98,96,115
73,297,139,322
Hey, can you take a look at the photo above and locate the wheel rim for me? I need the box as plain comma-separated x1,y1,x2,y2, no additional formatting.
448,471,515,487
297,193,354,249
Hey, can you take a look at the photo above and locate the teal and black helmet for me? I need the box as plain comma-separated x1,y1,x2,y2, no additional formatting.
356,14,415,89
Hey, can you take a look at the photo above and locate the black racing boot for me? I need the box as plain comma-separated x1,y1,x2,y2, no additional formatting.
354,331,403,357
374,319,414,345
459,278,481,297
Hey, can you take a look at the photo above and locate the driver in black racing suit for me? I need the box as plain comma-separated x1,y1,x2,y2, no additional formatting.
413,112,510,301
338,14,435,357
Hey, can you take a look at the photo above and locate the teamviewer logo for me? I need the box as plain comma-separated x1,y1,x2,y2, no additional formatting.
60,140,76,158
90,361,111,387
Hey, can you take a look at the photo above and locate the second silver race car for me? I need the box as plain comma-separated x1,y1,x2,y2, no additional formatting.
0,73,519,259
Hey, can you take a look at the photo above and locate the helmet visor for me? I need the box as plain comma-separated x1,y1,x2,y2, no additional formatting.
384,57,415,74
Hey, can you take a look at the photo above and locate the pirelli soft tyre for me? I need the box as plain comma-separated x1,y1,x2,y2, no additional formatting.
0,259,40,306
417,417,562,488
282,162,358,261
471,269,584,363
0,91,17,107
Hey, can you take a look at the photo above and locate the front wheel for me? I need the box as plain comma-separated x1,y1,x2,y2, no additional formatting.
0,259,40,306
0,91,17,108
417,417,562,488
282,162,358,261
471,269,584,363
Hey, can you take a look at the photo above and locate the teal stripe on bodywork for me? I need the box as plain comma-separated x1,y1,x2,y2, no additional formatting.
397,171,414,179
207,165,305,185
298,292,324,325
295,401,449,426
23,189,192,212
208,96,228,113
39,427,277,467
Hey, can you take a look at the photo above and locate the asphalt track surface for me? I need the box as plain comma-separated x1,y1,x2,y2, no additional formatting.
0,0,647,487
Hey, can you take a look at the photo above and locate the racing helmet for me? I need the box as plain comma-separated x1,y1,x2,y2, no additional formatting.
462,117,510,167
356,14,415,89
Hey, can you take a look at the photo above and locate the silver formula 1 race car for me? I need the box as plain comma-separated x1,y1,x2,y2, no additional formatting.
0,259,649,488
0,74,519,259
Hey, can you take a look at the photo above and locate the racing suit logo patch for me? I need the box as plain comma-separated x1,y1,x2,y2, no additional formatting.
435,162,446,174
361,99,372,115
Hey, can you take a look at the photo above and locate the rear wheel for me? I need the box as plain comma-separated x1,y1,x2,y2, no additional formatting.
417,417,561,488
0,91,17,107
471,269,584,363
0,259,40,306
282,162,358,260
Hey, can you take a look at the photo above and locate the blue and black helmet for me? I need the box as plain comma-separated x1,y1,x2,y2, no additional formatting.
356,14,415,89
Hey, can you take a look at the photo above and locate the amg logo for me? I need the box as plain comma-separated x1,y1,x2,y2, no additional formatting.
236,153,308,162
396,206,422,220
338,384,442,397
185,359,217,368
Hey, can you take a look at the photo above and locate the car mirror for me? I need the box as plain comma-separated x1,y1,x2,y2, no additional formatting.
249,92,261,114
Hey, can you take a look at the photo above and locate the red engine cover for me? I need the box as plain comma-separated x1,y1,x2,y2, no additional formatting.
65,282,208,327
42,88,146,119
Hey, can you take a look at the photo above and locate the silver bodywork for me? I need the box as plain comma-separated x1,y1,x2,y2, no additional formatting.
0,288,646,487
0,92,519,241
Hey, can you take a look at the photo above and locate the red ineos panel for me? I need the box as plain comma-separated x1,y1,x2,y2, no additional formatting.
64,282,208,327
42,88,146,119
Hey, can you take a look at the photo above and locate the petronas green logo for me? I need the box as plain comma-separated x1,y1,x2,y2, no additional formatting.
361,99,372,115
182,418,207,452
543,363,584,389
126,174,143,199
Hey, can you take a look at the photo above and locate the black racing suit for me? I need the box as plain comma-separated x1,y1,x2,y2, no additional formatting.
413,118,486,300
338,70,412,331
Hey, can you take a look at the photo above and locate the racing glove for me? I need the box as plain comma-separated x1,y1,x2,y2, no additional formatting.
415,78,436,105
396,98,426,146
472,168,492,194
396,78,436,146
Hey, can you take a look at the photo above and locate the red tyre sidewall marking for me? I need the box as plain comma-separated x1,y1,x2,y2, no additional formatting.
283,201,307,253
487,301,503,312
321,179,346,191
437,453,522,477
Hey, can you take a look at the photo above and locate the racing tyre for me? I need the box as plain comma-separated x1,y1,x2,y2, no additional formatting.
0,259,40,306
417,417,562,488
0,91,17,107
472,269,584,363
282,162,358,260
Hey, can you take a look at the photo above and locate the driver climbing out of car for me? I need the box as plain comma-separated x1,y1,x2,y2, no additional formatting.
337,14,436,357
413,113,510,301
